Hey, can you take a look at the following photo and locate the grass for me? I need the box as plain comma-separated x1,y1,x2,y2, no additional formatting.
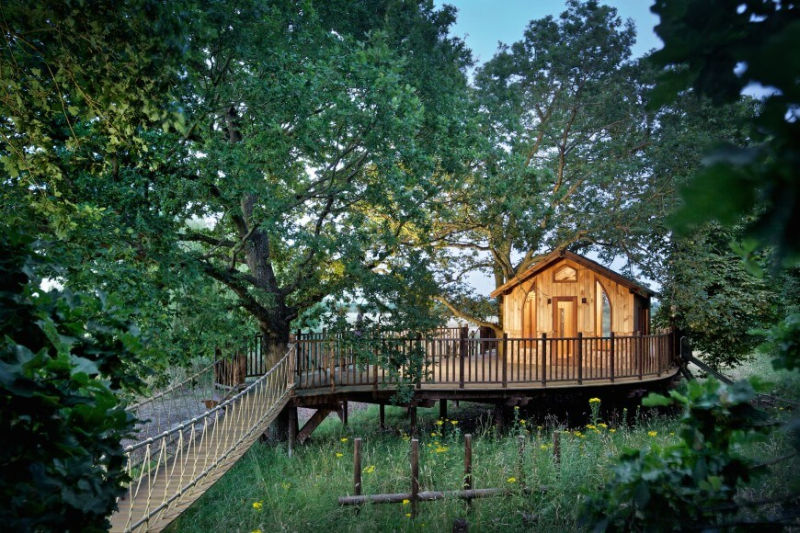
167,352,798,532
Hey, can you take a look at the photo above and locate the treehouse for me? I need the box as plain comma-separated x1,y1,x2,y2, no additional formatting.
490,250,654,340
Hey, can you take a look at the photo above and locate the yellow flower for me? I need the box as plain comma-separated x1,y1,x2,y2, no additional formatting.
281,482,291,490
364,465,375,474
609,428,616,433
514,406,520,410
573,431,583,437
586,424,596,430
402,499,410,506
589,397,601,404
451,420,458,425
598,422,607,428
540,444,548,450
340,437,348,443
648,431,658,437
435,446,448,453
431,432,437,436
537,425,543,430
252,501,263,511
520,419,526,425
252,530,262,533
435,419,444,426
507,477,516,483
335,452,343,458
406,513,412,518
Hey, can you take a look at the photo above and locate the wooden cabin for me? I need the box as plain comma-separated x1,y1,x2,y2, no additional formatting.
490,251,654,339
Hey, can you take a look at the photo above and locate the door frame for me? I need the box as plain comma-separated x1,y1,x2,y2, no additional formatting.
552,296,578,338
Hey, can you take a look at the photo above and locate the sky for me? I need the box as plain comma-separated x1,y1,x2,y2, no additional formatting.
433,1,664,296
438,0,663,65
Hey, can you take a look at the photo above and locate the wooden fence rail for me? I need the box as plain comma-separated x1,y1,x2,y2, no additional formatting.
295,331,678,391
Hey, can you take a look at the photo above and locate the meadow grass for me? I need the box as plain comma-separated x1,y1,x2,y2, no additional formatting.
167,353,798,532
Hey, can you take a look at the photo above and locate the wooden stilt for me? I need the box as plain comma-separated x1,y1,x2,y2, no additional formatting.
439,399,447,420
379,403,385,430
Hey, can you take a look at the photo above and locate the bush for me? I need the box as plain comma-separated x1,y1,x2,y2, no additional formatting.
0,229,138,531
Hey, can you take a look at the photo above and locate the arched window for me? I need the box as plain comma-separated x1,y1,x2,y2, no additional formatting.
523,288,536,337
595,281,612,336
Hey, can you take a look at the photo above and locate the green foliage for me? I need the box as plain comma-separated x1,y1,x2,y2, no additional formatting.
0,227,137,531
651,0,800,265
579,379,770,531
656,224,778,368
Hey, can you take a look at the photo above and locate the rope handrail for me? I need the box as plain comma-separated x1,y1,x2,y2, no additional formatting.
127,359,220,412
111,344,297,532
124,348,293,454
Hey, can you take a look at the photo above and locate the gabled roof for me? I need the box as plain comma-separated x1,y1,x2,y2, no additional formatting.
489,250,656,298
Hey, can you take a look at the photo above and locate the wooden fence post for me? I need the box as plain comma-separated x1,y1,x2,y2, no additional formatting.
354,438,362,496
464,433,473,508
410,405,417,437
517,435,526,489
541,333,547,386
553,431,561,465
502,333,508,388
411,438,419,518
459,327,467,389
577,332,583,385
609,332,615,383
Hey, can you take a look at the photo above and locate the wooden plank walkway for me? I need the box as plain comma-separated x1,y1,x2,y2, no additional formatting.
109,389,290,532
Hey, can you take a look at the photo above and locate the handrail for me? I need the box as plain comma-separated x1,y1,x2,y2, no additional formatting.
112,344,297,532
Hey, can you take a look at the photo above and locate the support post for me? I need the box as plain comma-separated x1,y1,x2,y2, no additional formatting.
577,332,583,385
343,401,349,426
464,433,473,508
502,333,508,388
354,438,362,496
410,404,417,437
517,434,526,489
609,332,615,383
541,333,547,386
411,439,419,518
439,399,447,421
553,431,561,465
379,403,385,430
288,404,297,458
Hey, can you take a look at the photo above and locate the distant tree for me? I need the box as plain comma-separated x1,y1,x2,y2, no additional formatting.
426,0,659,333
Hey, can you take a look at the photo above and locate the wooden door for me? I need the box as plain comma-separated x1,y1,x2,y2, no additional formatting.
553,297,577,357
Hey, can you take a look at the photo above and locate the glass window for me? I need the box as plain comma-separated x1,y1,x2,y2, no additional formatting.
596,281,612,336
554,265,577,282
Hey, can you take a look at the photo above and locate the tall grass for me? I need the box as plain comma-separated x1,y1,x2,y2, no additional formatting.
167,353,797,532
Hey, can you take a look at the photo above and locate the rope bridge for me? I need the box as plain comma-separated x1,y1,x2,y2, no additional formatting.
110,346,296,532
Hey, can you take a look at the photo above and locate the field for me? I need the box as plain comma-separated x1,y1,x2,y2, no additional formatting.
167,354,798,532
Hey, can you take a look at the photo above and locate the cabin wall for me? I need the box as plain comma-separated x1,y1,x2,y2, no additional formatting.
500,258,639,339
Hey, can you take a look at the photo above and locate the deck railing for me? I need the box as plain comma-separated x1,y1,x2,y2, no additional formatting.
294,330,678,391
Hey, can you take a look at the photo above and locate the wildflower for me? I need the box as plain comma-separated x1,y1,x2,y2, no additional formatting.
435,446,448,453
514,406,520,410
435,419,444,426
451,420,458,425
335,452,343,458
402,499,410,506
340,437,348,443
540,444,548,450
573,431,583,437
520,419,526,425
589,397,601,404
507,477,516,483
406,513,412,518
431,432,437,437
648,431,658,437
281,482,291,490
364,465,376,474
537,425,543,430
609,428,616,433
585,424,596,430
597,422,607,428
252,530,262,533
252,501,263,511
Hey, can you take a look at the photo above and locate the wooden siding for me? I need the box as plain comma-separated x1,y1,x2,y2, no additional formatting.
502,258,639,339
